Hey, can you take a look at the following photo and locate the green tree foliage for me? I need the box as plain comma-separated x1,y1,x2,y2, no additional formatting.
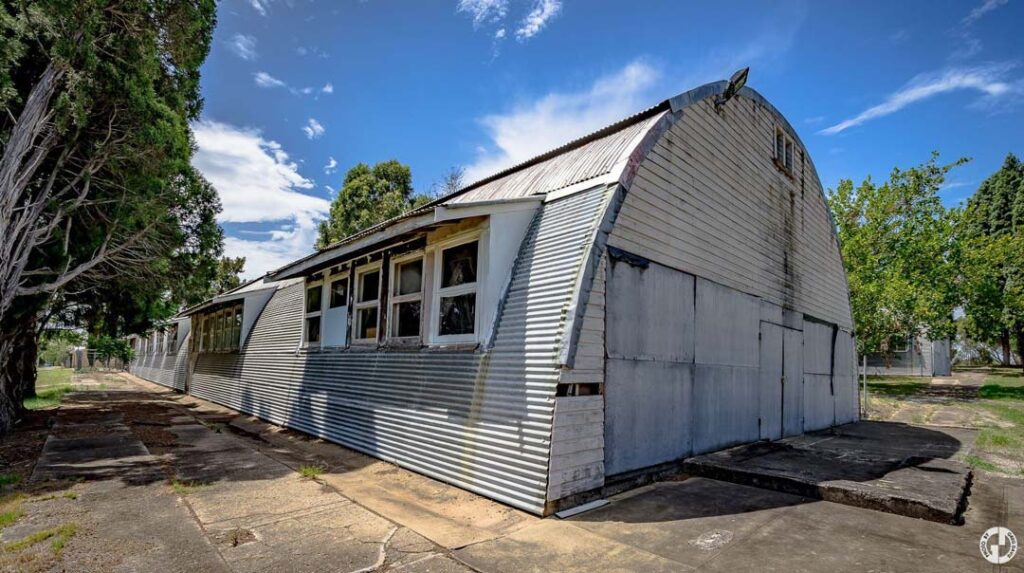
213,256,246,294
0,0,218,430
39,337,73,366
88,334,133,367
960,153,1024,366
316,161,432,249
828,154,964,356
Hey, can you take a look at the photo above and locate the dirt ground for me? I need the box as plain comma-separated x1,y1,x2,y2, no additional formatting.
1,371,1022,572
865,367,1024,476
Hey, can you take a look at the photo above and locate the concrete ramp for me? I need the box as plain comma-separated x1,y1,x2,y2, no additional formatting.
682,421,975,524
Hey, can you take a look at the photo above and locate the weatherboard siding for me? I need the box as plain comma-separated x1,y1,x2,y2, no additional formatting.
188,186,610,515
608,95,852,329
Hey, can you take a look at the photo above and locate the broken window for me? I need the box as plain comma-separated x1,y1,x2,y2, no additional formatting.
329,277,348,308
390,257,423,339
353,265,381,343
435,240,478,340
304,282,324,346
774,126,795,175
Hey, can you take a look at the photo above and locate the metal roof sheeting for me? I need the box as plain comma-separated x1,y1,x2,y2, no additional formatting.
449,114,664,205
187,185,612,514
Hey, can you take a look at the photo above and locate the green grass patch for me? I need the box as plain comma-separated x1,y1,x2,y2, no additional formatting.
298,465,325,479
23,384,74,410
36,368,73,388
976,428,1023,449
965,455,999,471
170,479,208,495
0,494,26,530
980,384,1024,400
1,523,77,555
0,474,20,487
866,381,928,397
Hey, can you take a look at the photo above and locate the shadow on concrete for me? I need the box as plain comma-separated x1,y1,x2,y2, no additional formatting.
674,421,974,524
27,388,301,491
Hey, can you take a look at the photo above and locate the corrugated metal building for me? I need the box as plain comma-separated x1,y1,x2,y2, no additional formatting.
131,78,858,515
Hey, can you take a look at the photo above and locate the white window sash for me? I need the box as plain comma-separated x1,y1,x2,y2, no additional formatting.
303,280,324,347
388,254,424,340
352,263,381,344
429,236,481,344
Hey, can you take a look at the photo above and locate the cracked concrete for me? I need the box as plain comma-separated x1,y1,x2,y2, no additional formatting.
8,372,1024,572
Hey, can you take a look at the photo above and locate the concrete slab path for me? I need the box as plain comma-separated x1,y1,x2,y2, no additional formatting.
6,373,1022,572
684,421,976,523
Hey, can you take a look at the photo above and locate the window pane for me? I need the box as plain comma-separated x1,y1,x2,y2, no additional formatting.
306,285,322,313
233,310,242,347
439,294,475,336
359,271,380,303
785,141,793,170
329,279,348,308
395,259,423,296
441,242,478,288
392,301,421,338
357,308,378,340
306,316,321,343
775,130,784,160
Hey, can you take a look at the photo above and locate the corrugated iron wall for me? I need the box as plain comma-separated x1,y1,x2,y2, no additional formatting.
130,332,190,392
189,185,611,514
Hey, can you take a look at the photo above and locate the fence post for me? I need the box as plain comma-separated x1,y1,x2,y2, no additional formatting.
861,354,868,418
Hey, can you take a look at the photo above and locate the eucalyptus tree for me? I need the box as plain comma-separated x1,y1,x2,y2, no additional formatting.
828,154,964,359
316,160,432,249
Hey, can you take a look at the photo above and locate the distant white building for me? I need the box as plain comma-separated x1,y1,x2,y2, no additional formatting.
865,336,952,377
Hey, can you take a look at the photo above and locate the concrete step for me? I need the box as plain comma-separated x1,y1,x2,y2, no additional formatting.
682,422,974,525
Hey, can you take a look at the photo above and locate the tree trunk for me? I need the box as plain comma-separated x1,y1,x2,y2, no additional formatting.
1016,325,1024,373
0,314,38,434
1001,329,1012,366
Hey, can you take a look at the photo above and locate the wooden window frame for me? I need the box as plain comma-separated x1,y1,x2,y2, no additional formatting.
774,125,796,176
429,233,482,345
303,280,324,348
388,252,425,342
352,262,382,346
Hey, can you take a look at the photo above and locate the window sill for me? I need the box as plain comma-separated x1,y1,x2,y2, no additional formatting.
772,157,795,180
297,342,482,354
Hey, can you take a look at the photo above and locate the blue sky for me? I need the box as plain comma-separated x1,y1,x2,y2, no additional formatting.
193,0,1024,278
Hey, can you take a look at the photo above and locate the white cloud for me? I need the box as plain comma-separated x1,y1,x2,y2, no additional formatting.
222,216,320,280
962,0,1008,25
228,34,257,61
192,120,330,279
494,28,506,40
321,83,334,94
457,0,508,26
324,156,338,174
254,71,285,88
463,60,660,183
249,0,271,16
302,118,325,139
515,0,561,40
820,63,1020,135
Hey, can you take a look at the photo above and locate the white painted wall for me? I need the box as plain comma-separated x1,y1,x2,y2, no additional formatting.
477,206,537,344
